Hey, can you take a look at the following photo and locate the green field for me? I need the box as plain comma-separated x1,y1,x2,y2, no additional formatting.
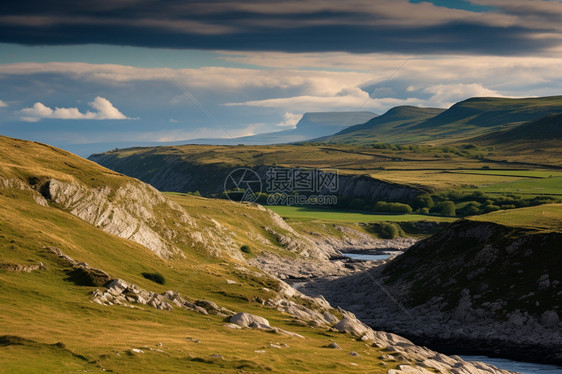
267,205,456,223
471,204,562,232
474,176,562,196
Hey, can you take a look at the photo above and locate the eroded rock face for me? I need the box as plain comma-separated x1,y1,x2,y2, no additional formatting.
46,179,190,259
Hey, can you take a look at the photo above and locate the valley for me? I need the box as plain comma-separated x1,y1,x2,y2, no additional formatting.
2,95,562,373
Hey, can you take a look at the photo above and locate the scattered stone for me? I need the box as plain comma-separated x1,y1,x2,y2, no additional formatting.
325,342,341,349
349,351,360,356
130,348,144,354
210,354,224,360
226,279,237,284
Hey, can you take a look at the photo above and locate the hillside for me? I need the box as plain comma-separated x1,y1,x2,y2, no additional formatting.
0,135,511,373
296,206,562,365
319,95,562,145
314,106,445,144
479,113,562,143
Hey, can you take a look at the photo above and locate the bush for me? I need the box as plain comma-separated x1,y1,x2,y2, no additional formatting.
411,193,434,210
373,201,413,214
420,207,429,214
483,204,500,213
141,272,166,285
240,245,252,254
437,201,456,216
378,223,400,239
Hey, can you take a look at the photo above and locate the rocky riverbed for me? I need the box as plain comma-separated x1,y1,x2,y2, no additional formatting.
286,223,562,366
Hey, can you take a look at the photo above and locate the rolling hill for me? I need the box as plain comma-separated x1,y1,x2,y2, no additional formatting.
1,135,513,373
318,95,562,145
480,113,562,143
313,106,445,144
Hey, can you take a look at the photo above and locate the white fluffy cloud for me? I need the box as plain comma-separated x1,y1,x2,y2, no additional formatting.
0,100,7,108
19,97,132,122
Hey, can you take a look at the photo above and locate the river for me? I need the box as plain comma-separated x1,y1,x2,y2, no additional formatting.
461,355,562,373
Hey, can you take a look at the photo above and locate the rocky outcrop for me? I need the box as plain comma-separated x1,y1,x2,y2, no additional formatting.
44,179,192,259
296,220,562,365
0,262,45,272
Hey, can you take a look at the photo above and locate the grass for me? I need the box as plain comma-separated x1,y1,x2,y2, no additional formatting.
470,204,562,232
473,176,562,196
267,205,456,223
0,136,415,373
91,141,562,198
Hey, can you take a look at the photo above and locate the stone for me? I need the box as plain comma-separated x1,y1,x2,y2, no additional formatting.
325,342,341,349
540,310,560,327
230,313,270,328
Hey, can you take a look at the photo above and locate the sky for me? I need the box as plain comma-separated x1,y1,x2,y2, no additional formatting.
1,0,561,155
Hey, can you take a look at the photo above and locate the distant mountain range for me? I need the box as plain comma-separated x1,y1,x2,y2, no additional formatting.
187,111,377,145
69,95,562,157
64,111,377,157
316,95,562,145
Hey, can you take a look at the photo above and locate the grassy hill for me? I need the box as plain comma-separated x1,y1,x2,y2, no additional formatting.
318,95,562,146
1,135,419,373
315,106,444,144
476,112,562,147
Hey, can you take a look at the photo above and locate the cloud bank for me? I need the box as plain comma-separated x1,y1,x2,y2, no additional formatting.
1,0,562,55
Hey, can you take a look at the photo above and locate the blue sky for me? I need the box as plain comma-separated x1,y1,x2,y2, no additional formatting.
0,0,561,156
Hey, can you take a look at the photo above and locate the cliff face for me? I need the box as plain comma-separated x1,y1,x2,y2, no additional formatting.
89,153,422,203
44,179,193,259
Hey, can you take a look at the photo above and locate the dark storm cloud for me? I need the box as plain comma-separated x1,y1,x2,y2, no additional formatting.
0,0,561,54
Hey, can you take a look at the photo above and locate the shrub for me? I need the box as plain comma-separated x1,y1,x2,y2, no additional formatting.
411,193,434,210
373,201,413,214
389,203,413,214
464,205,481,216
483,204,500,213
240,245,252,254
378,222,400,239
437,201,456,216
420,207,429,214
141,272,166,285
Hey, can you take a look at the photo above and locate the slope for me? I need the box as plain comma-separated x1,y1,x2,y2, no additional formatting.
1,135,509,373
318,95,562,145
315,106,445,144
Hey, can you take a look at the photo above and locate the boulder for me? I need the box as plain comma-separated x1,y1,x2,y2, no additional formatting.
230,313,270,328
540,310,560,327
